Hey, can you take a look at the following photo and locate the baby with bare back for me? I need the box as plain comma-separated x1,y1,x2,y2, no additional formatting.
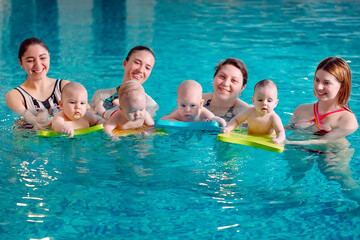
51,82,104,137
103,80,154,138
161,80,226,126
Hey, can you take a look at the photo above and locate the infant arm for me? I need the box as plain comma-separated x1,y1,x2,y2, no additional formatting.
141,112,156,135
210,116,226,127
160,111,181,121
144,112,155,127
221,109,249,133
271,114,286,144
103,119,118,137
51,112,75,137
201,108,226,127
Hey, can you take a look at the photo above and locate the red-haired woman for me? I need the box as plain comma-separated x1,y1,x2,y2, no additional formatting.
286,57,358,145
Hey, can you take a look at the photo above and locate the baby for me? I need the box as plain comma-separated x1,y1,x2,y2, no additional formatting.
222,79,285,144
161,80,226,126
103,80,154,138
51,82,105,137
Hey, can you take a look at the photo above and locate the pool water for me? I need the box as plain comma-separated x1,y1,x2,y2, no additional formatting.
1,0,360,239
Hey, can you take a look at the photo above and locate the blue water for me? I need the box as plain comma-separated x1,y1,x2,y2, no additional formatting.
1,0,360,239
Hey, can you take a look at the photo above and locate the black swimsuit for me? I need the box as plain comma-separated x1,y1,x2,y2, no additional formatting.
103,86,121,110
15,79,63,116
203,98,235,122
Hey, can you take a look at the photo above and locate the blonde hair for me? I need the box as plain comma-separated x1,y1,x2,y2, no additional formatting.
118,80,145,106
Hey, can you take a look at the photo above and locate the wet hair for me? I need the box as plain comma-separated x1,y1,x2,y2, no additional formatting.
315,57,351,109
125,46,155,61
118,80,146,106
254,79,277,91
214,58,248,86
18,37,49,61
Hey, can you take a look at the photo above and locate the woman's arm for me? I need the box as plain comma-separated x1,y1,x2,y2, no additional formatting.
86,112,105,126
145,93,159,117
89,88,117,110
5,89,26,115
285,111,358,145
284,103,312,130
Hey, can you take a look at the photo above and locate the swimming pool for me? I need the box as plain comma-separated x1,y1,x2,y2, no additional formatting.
1,0,360,239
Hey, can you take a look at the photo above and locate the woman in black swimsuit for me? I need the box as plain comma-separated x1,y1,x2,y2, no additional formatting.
203,58,250,122
5,37,70,127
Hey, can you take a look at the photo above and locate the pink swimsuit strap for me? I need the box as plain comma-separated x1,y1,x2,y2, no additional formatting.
102,109,119,118
314,102,347,132
295,102,347,132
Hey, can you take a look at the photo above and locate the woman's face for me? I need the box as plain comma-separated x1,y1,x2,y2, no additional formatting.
122,50,155,84
19,44,50,81
313,69,341,103
213,64,245,101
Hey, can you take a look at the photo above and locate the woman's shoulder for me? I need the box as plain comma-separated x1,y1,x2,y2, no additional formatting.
293,103,313,115
339,109,358,128
234,98,250,108
94,87,117,95
6,87,21,96
6,88,23,104
202,92,212,101
59,79,70,89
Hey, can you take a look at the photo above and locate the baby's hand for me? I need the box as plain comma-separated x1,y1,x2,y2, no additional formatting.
111,135,120,142
61,127,75,138
271,138,284,144
202,118,212,122
221,127,230,134
141,126,156,136
141,131,150,136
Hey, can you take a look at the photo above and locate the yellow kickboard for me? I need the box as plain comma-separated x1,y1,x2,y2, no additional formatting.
217,130,284,153
38,124,104,137
112,126,167,137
